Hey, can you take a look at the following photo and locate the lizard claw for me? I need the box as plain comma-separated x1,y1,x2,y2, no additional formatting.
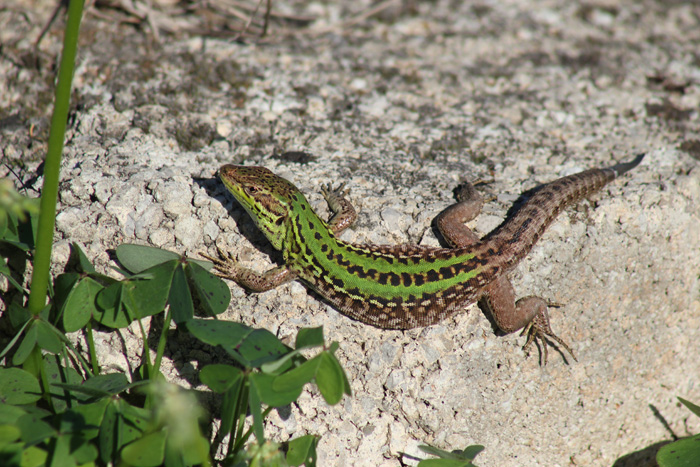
521,312,577,365
199,246,239,279
321,182,349,201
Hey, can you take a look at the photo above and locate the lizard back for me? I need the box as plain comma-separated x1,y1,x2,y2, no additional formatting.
287,155,645,329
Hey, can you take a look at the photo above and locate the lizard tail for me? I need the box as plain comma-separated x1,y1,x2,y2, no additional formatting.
476,154,645,272
608,153,645,176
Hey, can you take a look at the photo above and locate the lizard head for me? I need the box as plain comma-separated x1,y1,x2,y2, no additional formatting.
217,165,306,250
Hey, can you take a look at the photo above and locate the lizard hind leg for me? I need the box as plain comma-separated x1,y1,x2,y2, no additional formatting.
518,297,577,365
437,179,575,364
435,181,485,247
481,276,576,365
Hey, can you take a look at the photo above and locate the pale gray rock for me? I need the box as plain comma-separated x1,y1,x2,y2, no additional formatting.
2,1,699,466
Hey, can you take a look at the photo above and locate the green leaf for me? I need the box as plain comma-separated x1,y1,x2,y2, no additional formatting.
231,328,291,368
454,445,484,460
20,445,48,467
168,265,194,324
328,341,339,354
99,399,150,465
0,402,29,424
286,434,318,467
179,432,210,466
219,374,245,437
657,434,700,467
417,460,474,467
48,431,75,467
0,442,23,465
272,356,321,393
186,319,289,368
0,424,21,447
71,438,99,464
1,209,18,243
418,445,463,460
94,282,131,328
249,372,303,408
163,442,187,467
678,397,700,418
11,322,38,365
259,349,304,376
17,203,38,249
295,327,324,349
0,255,26,291
121,430,167,467
0,208,7,239
44,353,84,412
7,301,32,330
247,381,265,443
95,261,176,327
83,373,131,395
122,260,176,318
185,318,246,346
199,364,243,393
186,260,231,316
54,272,80,310
16,412,56,445
418,444,484,463
0,317,32,360
0,367,42,404
62,277,102,332
71,242,96,273
315,352,346,405
34,319,64,354
116,244,180,274
60,397,110,440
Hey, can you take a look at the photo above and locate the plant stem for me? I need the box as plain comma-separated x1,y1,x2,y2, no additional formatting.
85,321,100,375
27,0,85,314
137,318,153,379
24,346,55,412
153,307,171,375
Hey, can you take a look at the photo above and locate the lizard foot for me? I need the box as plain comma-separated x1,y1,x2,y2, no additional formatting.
521,310,577,365
199,246,241,281
321,182,349,202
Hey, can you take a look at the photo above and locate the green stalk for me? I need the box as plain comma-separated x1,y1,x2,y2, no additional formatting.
229,382,250,455
25,346,54,411
85,321,100,375
27,0,85,314
153,307,172,375
137,318,153,379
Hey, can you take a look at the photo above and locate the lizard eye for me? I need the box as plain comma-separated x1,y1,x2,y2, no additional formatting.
246,186,259,195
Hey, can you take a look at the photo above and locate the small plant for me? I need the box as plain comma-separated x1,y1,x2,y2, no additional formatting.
0,241,352,466
0,1,479,465
656,397,700,467
0,2,351,463
405,444,483,467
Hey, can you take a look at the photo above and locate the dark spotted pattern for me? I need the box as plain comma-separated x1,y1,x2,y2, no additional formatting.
217,155,644,329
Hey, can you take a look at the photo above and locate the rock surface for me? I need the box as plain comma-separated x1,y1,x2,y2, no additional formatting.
2,1,699,465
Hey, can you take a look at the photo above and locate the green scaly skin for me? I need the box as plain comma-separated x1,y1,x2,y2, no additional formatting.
203,154,645,363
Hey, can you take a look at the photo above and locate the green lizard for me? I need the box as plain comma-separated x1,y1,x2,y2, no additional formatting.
202,154,645,362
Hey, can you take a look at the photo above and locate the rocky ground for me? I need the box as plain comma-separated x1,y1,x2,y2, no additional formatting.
2,0,700,465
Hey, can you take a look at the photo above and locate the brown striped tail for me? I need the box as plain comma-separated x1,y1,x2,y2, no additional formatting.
477,154,645,272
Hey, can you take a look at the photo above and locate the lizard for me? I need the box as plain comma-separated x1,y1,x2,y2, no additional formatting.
202,154,645,363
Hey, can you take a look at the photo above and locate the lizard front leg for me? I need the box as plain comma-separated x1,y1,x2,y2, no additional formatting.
320,182,358,235
200,246,297,292
437,181,575,364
